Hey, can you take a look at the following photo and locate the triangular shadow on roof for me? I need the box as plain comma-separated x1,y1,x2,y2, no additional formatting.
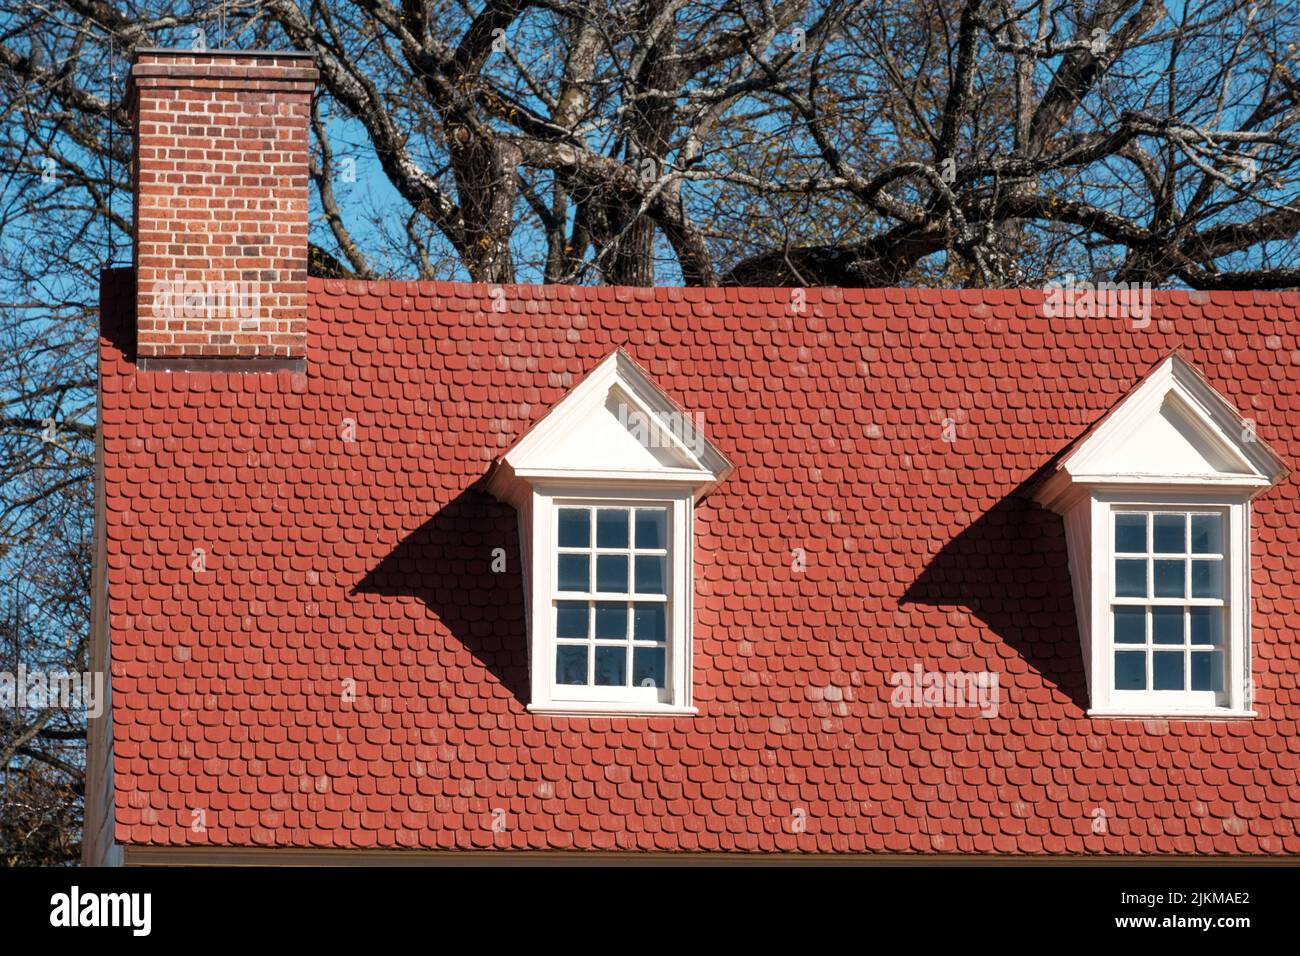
899,476,1090,713
352,484,531,705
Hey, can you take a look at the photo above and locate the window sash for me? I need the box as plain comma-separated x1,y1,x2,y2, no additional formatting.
538,494,687,709
1108,505,1231,703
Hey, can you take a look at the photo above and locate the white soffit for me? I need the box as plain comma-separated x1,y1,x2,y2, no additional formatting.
487,348,733,503
1036,353,1288,511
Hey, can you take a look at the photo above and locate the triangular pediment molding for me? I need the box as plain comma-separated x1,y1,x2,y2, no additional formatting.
487,349,733,505
1037,353,1288,512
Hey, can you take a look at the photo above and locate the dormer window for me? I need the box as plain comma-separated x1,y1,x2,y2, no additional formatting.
487,349,732,715
1036,354,1287,718
1110,507,1228,704
553,500,676,699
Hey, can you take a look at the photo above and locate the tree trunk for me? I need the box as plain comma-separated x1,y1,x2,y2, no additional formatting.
450,134,520,283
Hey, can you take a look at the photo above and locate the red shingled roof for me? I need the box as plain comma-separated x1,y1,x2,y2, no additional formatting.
99,270,1300,855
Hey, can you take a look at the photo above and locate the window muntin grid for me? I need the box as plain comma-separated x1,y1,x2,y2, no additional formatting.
552,505,669,690
1111,509,1225,694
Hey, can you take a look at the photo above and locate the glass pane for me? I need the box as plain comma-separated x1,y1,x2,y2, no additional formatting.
557,554,589,592
1191,651,1223,692
594,646,627,686
635,509,667,550
1114,651,1146,690
556,601,588,639
1191,514,1223,555
634,603,666,642
1189,607,1222,646
632,646,666,689
1152,607,1183,645
596,508,629,549
1114,513,1147,553
595,554,628,593
634,555,666,594
1153,513,1185,553
556,645,588,685
1113,607,1145,643
594,602,627,639
1153,559,1185,598
558,508,589,548
1153,651,1184,690
1115,559,1147,598
1191,560,1221,599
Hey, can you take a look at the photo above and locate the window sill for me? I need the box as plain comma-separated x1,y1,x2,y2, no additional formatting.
527,702,698,717
1087,707,1256,720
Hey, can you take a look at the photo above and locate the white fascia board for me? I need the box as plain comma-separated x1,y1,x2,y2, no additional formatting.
514,466,717,487
1070,473,1271,490
1038,472,1274,515
484,461,715,507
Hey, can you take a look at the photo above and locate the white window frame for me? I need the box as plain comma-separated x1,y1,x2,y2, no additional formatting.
526,483,696,715
1087,489,1252,718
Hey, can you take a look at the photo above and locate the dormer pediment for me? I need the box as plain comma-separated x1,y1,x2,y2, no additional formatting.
1037,354,1287,512
487,349,732,506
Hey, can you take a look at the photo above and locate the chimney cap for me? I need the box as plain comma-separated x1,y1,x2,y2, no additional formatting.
125,48,317,113
130,46,316,60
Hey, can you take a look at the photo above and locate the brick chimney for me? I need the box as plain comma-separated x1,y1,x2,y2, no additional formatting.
126,49,317,366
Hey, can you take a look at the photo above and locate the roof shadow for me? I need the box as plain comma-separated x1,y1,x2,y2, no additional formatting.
357,473,1089,713
899,478,1090,712
353,484,531,705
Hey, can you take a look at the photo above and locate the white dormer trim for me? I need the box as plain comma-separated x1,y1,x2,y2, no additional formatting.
1036,353,1286,512
1035,353,1288,719
487,349,732,509
486,349,732,717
